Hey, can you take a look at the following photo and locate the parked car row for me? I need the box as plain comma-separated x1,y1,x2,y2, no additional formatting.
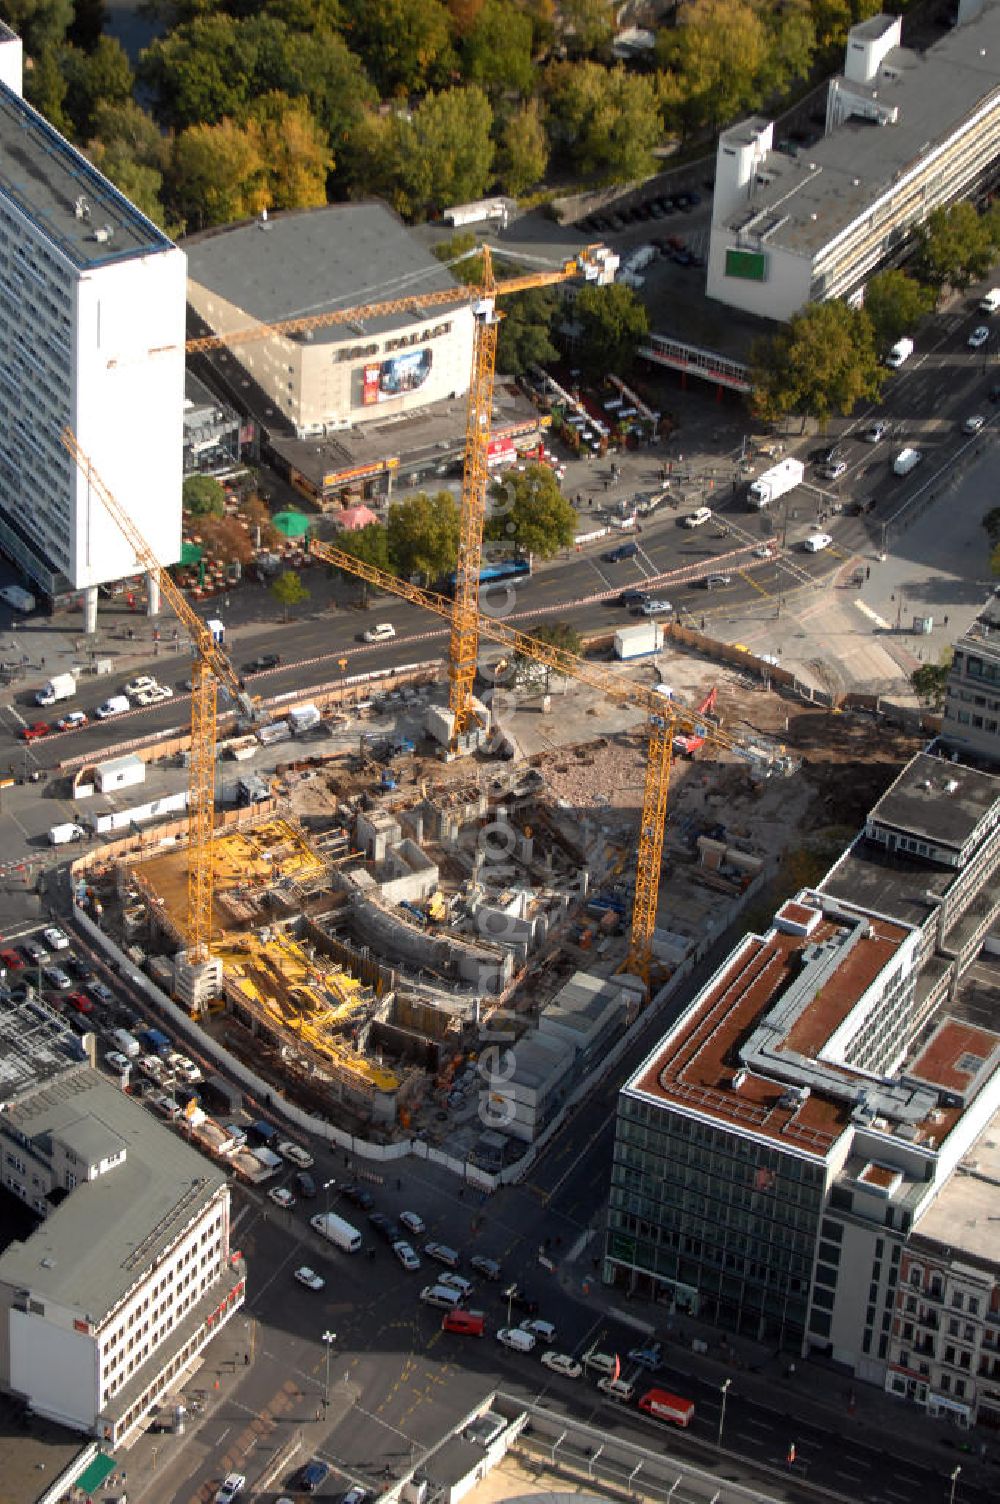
578,187,707,235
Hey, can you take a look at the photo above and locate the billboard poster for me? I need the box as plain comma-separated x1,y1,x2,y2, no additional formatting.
361,348,434,406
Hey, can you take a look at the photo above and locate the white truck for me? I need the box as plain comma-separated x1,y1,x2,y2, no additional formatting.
310,1210,362,1253
443,197,511,228
614,622,664,661
0,584,36,613
49,822,87,845
35,672,77,706
885,336,914,368
980,288,1000,314
747,457,804,509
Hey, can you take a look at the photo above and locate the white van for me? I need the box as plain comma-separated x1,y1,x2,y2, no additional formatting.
598,1375,637,1402
582,1347,618,1377
885,337,914,368
496,1326,535,1353
95,694,130,719
420,1284,462,1310
892,447,923,476
363,623,396,644
980,288,1000,314
111,1028,141,1059
803,532,833,553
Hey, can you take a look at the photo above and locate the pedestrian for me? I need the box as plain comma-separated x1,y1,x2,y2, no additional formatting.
866,565,871,581
604,478,609,492
40,656,44,668
244,1351,250,1366
944,615,949,627
397,1177,402,1191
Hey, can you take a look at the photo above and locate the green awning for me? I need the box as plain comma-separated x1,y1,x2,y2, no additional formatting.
180,541,203,565
272,510,311,539
76,1453,118,1495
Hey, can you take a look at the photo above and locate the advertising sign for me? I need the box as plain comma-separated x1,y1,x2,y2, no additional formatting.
361,348,433,406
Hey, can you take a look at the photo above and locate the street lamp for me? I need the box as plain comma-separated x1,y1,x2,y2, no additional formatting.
717,1378,731,1449
323,1177,336,1218
322,1330,337,1411
949,1465,961,1504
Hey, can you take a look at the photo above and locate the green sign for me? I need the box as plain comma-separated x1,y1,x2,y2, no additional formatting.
726,248,767,282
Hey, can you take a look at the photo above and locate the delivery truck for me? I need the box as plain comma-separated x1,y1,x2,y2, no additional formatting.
35,672,77,706
747,458,804,509
614,622,664,661
309,1210,363,1253
0,584,36,613
49,822,87,845
637,1389,695,1427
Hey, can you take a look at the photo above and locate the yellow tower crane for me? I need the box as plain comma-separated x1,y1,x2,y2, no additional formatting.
184,243,618,742
61,428,257,967
308,538,773,982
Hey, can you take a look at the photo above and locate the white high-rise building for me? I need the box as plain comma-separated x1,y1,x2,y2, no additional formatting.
0,27,185,629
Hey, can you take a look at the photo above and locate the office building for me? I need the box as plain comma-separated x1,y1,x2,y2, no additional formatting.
606,752,1000,1391
940,596,1000,766
0,996,244,1446
0,29,185,626
707,5,1000,321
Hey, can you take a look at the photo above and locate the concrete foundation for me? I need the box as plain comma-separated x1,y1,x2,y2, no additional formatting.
83,584,98,635
147,569,161,616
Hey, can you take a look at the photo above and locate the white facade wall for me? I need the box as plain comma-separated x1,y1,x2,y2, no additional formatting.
0,163,185,592
706,232,813,321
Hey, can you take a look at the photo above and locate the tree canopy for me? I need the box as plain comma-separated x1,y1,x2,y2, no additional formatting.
496,286,560,376
916,202,1000,291
862,270,935,352
270,569,311,619
751,300,884,426
182,475,227,518
487,463,576,557
573,282,649,378
387,491,461,583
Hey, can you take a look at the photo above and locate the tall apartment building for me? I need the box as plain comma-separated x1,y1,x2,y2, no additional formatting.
0,996,245,1446
0,28,185,626
606,753,1000,1398
707,5,1000,320
941,596,1000,766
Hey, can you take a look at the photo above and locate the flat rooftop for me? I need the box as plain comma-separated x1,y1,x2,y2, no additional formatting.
820,838,953,928
0,1069,226,1321
184,201,462,344
624,894,978,1158
0,997,88,1107
0,82,172,269
866,750,1000,852
912,1106,1000,1263
721,6,1000,258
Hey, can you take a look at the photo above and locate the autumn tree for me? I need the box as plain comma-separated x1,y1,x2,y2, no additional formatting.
270,569,311,620
659,0,766,137
248,93,333,210
387,491,461,584
168,118,269,230
487,463,576,557
751,300,884,427
496,100,549,195
341,0,456,97
560,0,613,58
910,661,951,710
464,0,534,97
916,202,999,291
862,270,935,352
543,62,661,181
2,0,73,55
354,87,494,220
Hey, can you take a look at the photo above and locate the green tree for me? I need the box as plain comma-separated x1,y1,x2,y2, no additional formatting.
759,0,816,98
139,15,253,129
87,101,171,230
751,300,883,427
465,0,534,97
496,100,549,195
543,62,661,180
63,36,134,140
560,0,613,58
862,270,935,352
2,0,74,55
515,620,583,690
982,506,1000,544
916,202,996,291
23,43,70,134
68,0,107,51
342,0,455,97
249,93,334,210
270,569,311,620
356,87,494,219
168,118,269,230
487,463,576,557
574,281,649,377
658,0,766,137
387,491,461,584
496,286,560,375
910,661,951,710
183,475,227,518
331,522,390,607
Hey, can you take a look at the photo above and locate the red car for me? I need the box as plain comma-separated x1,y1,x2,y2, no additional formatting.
0,947,24,970
66,992,93,1014
20,722,50,742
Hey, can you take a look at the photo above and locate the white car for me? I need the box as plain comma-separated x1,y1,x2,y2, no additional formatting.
803,532,833,553
42,926,70,951
497,1326,535,1352
399,1210,426,1235
393,1240,421,1271
55,711,87,731
969,326,990,348
294,1266,325,1291
964,414,986,433
540,1350,582,1379
140,1054,167,1083
215,1474,246,1504
174,1055,202,1084
639,599,672,616
125,675,157,697
136,684,173,705
683,506,712,527
269,1187,295,1209
520,1317,557,1343
439,1272,474,1297
277,1139,314,1168
105,1050,131,1073
363,622,396,643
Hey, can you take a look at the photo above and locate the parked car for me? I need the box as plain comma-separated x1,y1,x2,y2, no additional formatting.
393,1240,421,1271
470,1255,502,1281
399,1210,426,1236
277,1139,314,1168
21,938,48,965
56,711,88,731
638,599,672,617
269,1187,295,1209
502,1283,539,1315
540,1351,582,1379
969,325,990,348
294,1267,325,1292
963,414,986,433
215,1474,246,1504
519,1318,557,1343
297,1460,330,1493
42,926,70,951
627,1342,663,1370
424,1242,460,1268
863,420,887,442
497,1326,535,1353
341,1183,374,1210
362,623,395,644
821,459,848,480
67,991,93,1014
369,1212,401,1243
243,653,282,673
20,722,50,742
439,1272,474,1298
294,1171,317,1198
42,965,72,991
106,1050,131,1072
125,675,158,697
0,947,24,971
682,507,712,528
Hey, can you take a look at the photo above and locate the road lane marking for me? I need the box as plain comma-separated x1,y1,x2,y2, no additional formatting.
854,599,892,629
738,569,773,600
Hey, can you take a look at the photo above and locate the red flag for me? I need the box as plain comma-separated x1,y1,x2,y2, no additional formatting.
611,1354,620,1382
787,1443,796,1466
